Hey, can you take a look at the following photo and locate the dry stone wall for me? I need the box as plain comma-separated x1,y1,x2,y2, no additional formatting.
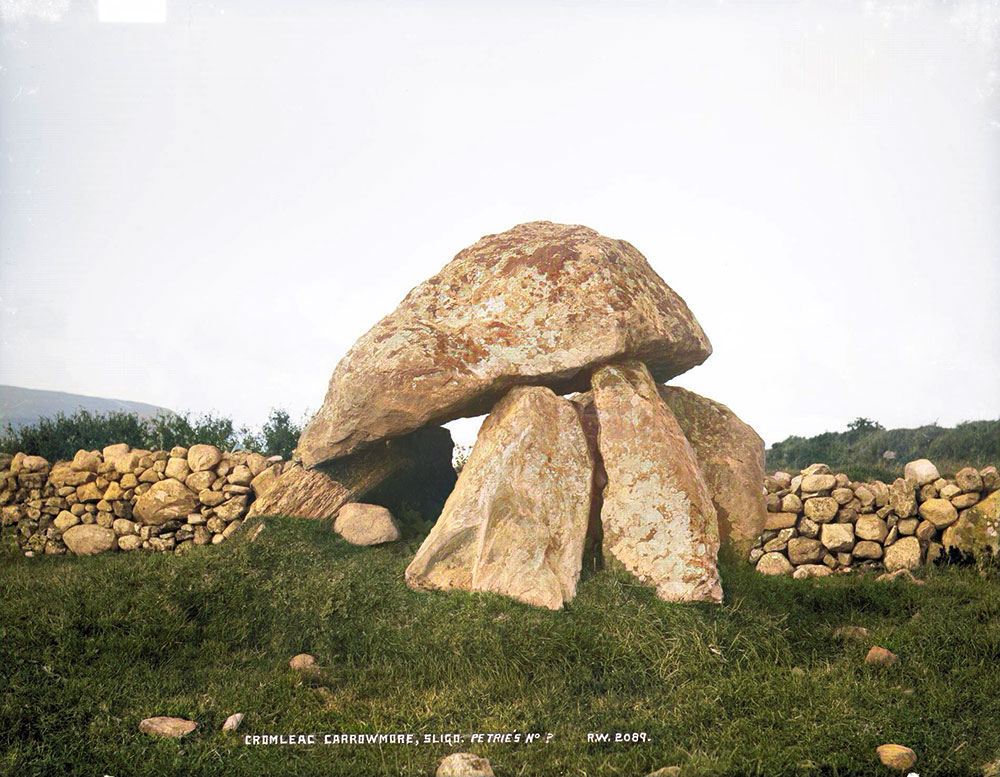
0,444,297,556
752,459,999,577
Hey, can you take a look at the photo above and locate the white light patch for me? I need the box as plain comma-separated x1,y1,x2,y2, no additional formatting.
98,0,166,23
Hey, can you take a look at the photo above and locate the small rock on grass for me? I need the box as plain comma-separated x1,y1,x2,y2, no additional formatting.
865,646,900,667
139,716,197,738
877,743,916,770
437,752,494,777
222,713,244,732
290,653,317,671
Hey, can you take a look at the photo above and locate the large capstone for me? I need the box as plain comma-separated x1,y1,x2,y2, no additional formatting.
591,362,723,603
405,386,594,610
297,221,712,466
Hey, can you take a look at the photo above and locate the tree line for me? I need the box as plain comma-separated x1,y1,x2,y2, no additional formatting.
1,408,304,462
766,417,1000,481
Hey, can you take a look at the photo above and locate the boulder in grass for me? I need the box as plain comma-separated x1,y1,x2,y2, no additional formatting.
289,653,317,671
296,221,712,467
865,645,900,667
222,713,244,732
334,503,400,546
139,716,197,738
876,744,916,771
437,753,495,777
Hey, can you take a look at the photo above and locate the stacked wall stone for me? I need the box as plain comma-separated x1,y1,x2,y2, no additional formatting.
0,444,300,556
752,459,999,577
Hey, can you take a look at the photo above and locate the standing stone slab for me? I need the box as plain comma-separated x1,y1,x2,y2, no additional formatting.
405,386,593,610
245,467,349,520
248,427,454,521
591,362,722,603
297,221,712,467
657,385,766,559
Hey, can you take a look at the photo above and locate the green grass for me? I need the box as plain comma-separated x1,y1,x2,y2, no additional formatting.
2,518,998,777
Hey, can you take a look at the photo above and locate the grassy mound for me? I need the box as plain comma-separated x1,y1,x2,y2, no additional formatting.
2,518,998,777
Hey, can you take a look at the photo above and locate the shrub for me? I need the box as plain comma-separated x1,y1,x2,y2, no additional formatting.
767,417,1000,475
1,407,304,462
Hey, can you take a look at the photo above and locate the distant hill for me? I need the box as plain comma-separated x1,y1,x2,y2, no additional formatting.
766,417,1000,481
0,385,175,431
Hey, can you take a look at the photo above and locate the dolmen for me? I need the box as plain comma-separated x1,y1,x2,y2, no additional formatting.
277,221,767,608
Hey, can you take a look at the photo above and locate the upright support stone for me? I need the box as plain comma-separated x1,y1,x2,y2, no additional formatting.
591,362,723,603
657,385,766,559
405,386,593,610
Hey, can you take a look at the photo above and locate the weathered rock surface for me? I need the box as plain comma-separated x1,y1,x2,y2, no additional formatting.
792,563,832,579
803,496,838,523
244,467,347,520
249,427,454,521
756,551,793,575
289,653,316,671
133,479,199,526
884,536,922,572
820,523,855,552
918,498,958,529
877,743,916,770
334,503,400,545
865,645,900,666
657,385,765,557
591,362,722,603
405,386,593,610
436,753,495,777
904,458,939,486
297,221,712,466
787,537,823,565
941,490,999,559
139,716,197,738
222,713,244,732
187,444,223,472
62,524,114,555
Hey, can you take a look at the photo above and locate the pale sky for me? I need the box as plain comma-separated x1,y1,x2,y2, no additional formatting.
1,0,998,450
